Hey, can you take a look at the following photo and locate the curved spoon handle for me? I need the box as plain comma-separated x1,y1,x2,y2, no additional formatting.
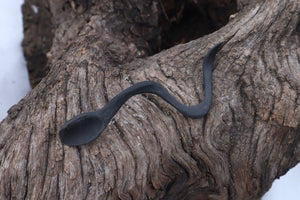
99,43,222,120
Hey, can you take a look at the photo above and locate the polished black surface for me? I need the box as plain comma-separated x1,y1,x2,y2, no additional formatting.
59,43,222,146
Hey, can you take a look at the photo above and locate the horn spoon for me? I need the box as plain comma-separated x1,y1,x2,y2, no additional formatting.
59,43,222,146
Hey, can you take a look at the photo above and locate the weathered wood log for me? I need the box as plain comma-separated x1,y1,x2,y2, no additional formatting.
0,0,299,199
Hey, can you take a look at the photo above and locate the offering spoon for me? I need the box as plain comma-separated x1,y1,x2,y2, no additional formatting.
59,43,222,146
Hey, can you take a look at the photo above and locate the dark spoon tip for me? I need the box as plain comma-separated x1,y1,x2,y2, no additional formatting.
59,112,106,146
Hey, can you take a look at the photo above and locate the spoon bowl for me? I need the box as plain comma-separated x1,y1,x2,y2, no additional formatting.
59,112,105,146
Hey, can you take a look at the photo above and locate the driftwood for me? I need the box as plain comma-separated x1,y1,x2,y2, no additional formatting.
0,0,299,199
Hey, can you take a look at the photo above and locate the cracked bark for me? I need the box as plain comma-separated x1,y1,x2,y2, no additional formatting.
0,0,299,199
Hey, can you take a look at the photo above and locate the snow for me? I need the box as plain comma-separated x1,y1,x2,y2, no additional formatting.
0,1,299,199
31,5,39,14
0,0,31,121
262,163,300,200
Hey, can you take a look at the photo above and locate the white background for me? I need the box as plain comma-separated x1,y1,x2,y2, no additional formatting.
0,1,299,199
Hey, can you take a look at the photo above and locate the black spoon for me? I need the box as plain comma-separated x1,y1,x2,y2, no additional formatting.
59,43,222,146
